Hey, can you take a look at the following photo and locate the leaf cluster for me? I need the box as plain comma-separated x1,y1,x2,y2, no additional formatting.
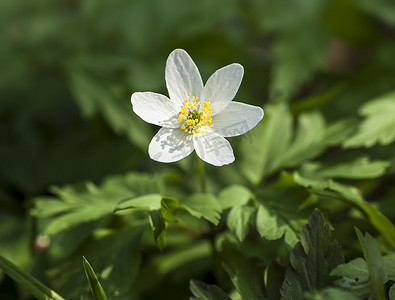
2,0,395,299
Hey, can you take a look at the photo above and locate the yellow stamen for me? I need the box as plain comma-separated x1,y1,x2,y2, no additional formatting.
177,94,213,135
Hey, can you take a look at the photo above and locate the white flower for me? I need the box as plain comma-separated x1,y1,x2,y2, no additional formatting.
131,49,264,166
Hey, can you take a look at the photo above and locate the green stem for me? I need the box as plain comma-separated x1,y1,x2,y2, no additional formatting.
196,154,207,193
195,155,228,286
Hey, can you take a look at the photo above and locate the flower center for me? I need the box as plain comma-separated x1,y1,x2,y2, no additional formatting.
177,93,213,134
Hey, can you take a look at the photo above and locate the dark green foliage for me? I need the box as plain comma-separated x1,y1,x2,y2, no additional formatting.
221,244,266,300
2,0,395,299
280,210,344,300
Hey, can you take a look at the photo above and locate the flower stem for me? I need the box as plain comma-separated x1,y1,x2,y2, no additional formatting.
196,154,207,193
194,155,227,286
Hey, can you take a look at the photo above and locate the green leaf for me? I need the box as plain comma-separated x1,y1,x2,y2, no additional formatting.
330,257,369,282
290,83,347,114
0,255,64,300
251,0,327,32
189,279,231,300
240,102,292,184
390,283,395,300
382,253,395,281
265,261,285,300
114,193,163,212
343,91,395,148
135,240,212,295
359,0,395,26
331,253,395,284
300,157,390,179
181,193,222,225
227,205,255,242
68,67,151,150
115,193,184,250
290,172,395,249
255,187,311,248
83,256,107,300
240,102,352,185
32,172,164,235
0,212,31,272
48,224,145,299
274,111,327,168
149,210,167,251
160,197,181,223
278,115,353,170
270,23,328,100
305,288,360,300
280,209,344,300
355,228,386,300
115,194,183,250
218,185,253,210
221,243,265,300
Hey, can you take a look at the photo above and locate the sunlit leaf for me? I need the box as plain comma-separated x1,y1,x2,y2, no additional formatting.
31,172,165,235
240,102,292,184
331,252,395,284
149,210,167,251
275,111,326,168
289,172,395,249
82,256,107,300
218,185,253,210
300,157,390,179
343,91,395,148
227,205,255,242
240,102,352,185
181,193,222,225
255,187,311,248
331,258,369,282
115,194,183,250
0,255,64,300
115,194,163,212
189,279,230,300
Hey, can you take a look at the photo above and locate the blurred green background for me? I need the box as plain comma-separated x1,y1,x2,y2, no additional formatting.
1,0,395,299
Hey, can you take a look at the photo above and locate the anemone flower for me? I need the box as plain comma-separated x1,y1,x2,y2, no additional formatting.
131,49,264,166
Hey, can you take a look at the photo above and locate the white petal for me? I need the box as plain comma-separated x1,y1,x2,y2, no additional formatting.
165,49,204,107
200,63,244,116
149,128,194,163
131,92,180,128
212,102,264,137
193,132,235,166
